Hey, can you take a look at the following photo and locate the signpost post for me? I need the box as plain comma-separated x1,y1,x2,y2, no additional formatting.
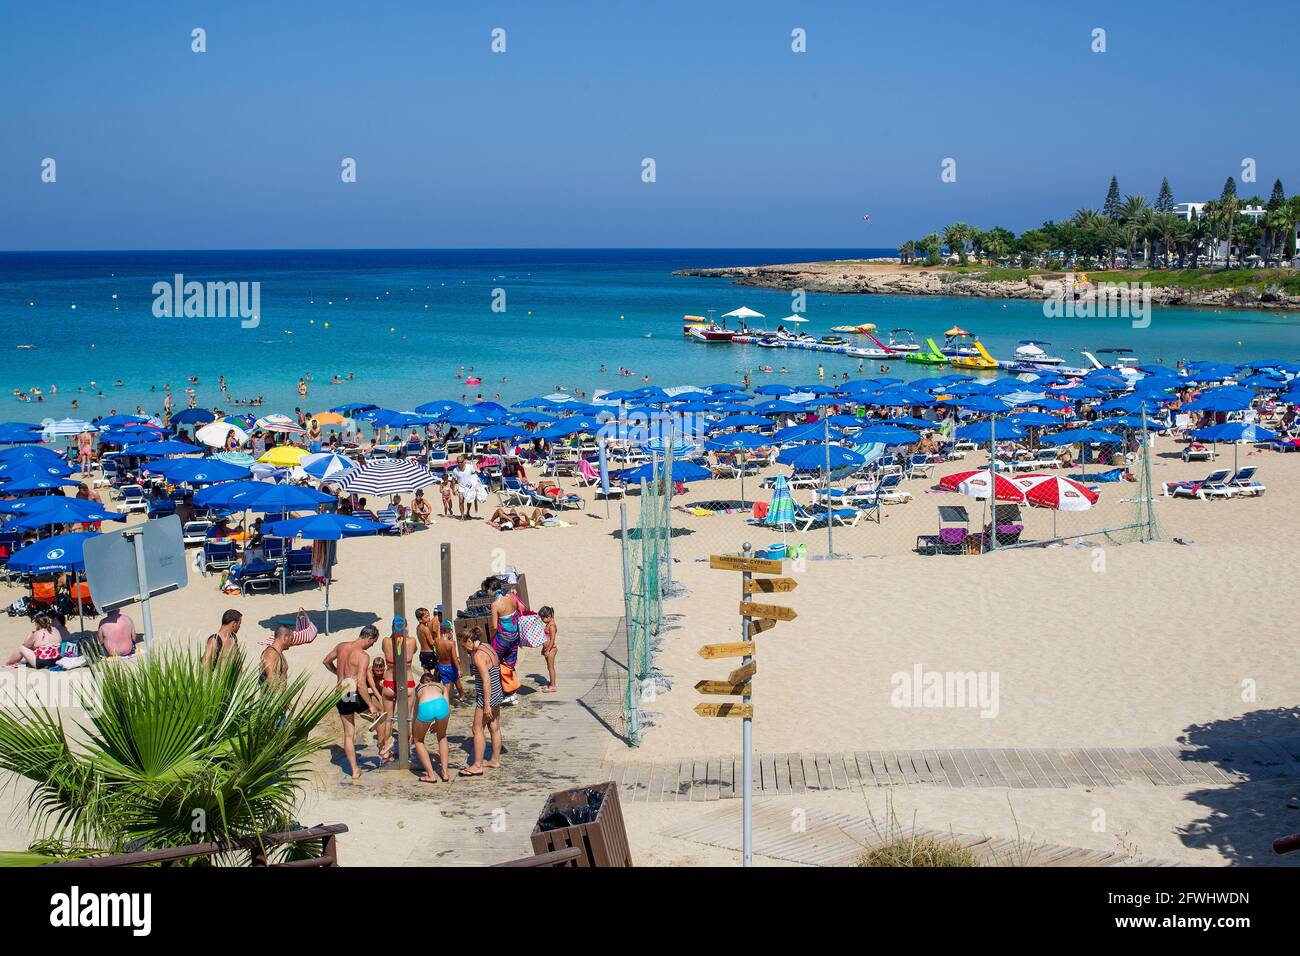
699,545,798,867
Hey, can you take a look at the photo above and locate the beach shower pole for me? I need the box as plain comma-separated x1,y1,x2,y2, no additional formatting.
1141,403,1155,541
390,583,409,772
741,542,754,868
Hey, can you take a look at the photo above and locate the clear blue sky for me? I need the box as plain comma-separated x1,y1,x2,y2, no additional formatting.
2,0,1296,250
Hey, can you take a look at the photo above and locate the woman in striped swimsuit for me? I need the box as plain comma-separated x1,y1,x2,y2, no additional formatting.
458,629,503,777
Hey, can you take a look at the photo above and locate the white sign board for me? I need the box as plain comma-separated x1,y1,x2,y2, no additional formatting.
83,514,187,610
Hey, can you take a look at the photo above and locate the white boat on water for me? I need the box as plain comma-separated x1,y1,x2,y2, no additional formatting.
688,325,735,343
997,340,1067,371
1083,348,1141,377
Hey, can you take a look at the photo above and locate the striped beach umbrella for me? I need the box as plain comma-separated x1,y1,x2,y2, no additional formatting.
337,457,438,496
936,469,1025,502
301,452,356,481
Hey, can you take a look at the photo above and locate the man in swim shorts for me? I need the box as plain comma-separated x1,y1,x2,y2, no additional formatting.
323,625,381,780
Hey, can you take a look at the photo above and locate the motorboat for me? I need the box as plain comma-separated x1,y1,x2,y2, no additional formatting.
688,325,735,343
940,327,980,358
886,328,922,352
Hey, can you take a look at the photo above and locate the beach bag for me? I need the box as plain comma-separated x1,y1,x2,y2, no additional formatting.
261,609,319,648
519,613,547,648
499,662,521,695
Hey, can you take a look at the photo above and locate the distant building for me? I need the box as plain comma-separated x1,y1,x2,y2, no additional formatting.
1172,201,1266,222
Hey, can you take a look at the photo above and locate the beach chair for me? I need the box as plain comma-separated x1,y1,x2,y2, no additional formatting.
182,520,213,546
444,440,466,458
147,496,176,519
793,502,860,531
905,454,935,480
287,548,314,584
238,559,282,595
874,472,912,505
498,477,535,507
200,539,237,574
261,536,289,560
119,485,148,514
916,505,971,555
1030,447,1062,469
374,508,404,534
1226,467,1266,497
1181,442,1216,462
1166,469,1232,500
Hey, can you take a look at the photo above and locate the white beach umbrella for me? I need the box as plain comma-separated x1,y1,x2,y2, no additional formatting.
722,306,764,320
196,421,250,448
779,314,809,324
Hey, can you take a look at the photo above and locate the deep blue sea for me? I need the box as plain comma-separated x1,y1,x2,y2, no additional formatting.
2,248,1298,420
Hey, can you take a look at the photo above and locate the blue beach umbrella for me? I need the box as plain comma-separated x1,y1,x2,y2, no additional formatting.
1,498,126,530
619,460,712,484
6,531,98,574
1038,428,1124,446
854,425,921,447
774,421,847,444
955,420,1026,445
262,512,384,632
124,439,203,457
170,408,216,425
473,424,529,443
706,433,770,452
1190,420,1279,472
0,471,81,494
778,444,865,471
147,457,254,485
0,455,75,479
710,414,771,430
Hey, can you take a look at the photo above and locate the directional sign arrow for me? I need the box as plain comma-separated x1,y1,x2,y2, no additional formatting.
698,642,754,660
747,618,779,636
739,601,797,622
695,679,752,696
710,554,784,574
695,702,753,719
727,660,757,685
743,577,799,595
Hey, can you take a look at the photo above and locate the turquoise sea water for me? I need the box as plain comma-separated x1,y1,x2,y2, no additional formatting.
2,249,1298,420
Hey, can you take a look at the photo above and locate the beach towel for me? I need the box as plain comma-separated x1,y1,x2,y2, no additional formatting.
311,540,330,583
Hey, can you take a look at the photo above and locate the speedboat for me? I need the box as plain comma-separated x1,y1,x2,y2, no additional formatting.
998,340,1065,371
886,328,922,352
688,325,735,343
1084,348,1141,377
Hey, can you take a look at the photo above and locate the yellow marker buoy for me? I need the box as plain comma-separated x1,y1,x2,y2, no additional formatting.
390,327,395,333
324,322,330,329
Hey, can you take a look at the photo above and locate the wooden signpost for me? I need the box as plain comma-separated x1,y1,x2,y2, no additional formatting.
693,702,753,719
738,601,798,622
698,547,798,868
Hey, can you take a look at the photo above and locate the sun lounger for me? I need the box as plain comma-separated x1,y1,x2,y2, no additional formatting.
1182,442,1216,462
793,503,860,531
874,472,912,505
182,520,213,546
119,485,148,514
1226,467,1265,497
199,538,237,574
287,548,314,584
374,508,405,534
1166,468,1233,500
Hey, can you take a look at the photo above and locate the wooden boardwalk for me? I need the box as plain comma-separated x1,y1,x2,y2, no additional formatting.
607,737,1300,803
658,803,1185,867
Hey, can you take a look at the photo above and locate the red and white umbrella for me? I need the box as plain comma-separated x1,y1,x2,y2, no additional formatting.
1010,473,1098,511
936,470,1025,502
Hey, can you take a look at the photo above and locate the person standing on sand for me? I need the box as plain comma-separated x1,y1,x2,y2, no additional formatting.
323,625,381,780
436,620,465,703
96,608,137,658
202,609,242,668
76,426,94,477
458,627,503,777
411,672,451,783
260,623,292,690
538,606,559,693
378,617,417,763
415,607,439,676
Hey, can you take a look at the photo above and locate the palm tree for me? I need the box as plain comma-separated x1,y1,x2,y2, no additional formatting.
1219,179,1240,269
942,223,973,265
920,233,942,266
0,646,339,862
898,240,916,264
1119,195,1149,267
1152,212,1184,268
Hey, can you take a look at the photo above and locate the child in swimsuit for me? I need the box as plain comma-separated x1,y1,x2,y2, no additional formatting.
411,673,451,783
435,621,465,702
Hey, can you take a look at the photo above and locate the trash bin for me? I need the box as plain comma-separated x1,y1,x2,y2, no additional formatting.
530,780,633,867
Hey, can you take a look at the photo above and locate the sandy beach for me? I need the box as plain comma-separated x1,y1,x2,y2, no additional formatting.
1,430,1295,867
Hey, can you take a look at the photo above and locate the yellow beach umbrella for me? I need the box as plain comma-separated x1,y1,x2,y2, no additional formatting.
259,445,307,466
